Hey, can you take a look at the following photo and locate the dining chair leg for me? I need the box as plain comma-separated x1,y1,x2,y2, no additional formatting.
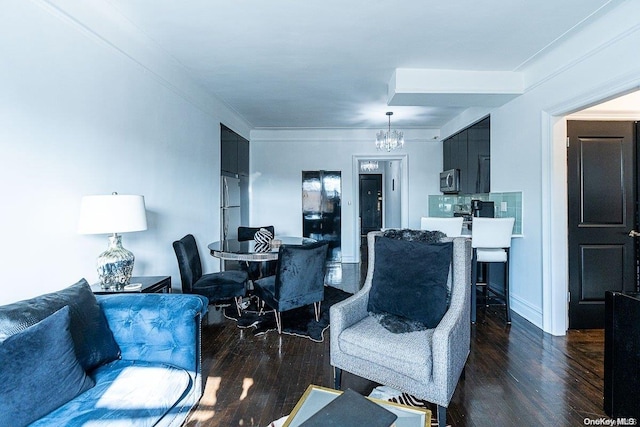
234,296,243,317
258,299,265,316
313,301,321,322
274,311,282,334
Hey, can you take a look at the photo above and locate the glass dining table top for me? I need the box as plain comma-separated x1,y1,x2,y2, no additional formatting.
208,236,316,261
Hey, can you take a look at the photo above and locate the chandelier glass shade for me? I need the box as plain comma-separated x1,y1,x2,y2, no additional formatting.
376,111,404,152
360,160,379,172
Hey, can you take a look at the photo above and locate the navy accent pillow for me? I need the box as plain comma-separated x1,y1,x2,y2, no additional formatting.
0,279,120,371
0,306,95,426
368,237,453,329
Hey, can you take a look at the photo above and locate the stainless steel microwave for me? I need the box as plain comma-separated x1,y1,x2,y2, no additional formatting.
440,169,460,193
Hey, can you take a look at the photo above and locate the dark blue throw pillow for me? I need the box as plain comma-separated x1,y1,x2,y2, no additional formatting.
0,279,120,371
0,306,95,426
368,237,453,329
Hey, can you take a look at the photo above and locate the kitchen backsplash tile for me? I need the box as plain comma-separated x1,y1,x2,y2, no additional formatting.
428,191,523,235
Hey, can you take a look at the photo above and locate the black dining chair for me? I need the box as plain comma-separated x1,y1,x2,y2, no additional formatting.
237,226,276,280
253,242,329,334
173,234,248,316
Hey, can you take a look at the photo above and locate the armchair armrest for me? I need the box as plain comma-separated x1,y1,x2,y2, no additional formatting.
330,289,369,333
329,288,369,368
96,294,208,373
431,237,471,398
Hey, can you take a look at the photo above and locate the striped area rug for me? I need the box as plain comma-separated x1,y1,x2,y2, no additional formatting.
369,386,450,427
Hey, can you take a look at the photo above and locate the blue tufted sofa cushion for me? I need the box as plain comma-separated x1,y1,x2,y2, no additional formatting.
31,359,191,427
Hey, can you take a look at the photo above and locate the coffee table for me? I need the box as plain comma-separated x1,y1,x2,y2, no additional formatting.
282,385,431,427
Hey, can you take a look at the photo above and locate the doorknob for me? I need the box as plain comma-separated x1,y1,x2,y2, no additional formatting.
629,230,640,238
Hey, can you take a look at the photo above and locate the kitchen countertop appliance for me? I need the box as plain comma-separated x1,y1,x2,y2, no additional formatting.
471,199,494,218
440,169,460,194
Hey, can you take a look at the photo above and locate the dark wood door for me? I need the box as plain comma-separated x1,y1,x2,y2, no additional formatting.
567,120,636,329
360,174,382,234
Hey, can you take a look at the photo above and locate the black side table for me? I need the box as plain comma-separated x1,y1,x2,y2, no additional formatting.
604,290,640,419
91,276,172,294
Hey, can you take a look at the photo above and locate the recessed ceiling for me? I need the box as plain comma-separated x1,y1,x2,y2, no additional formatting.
103,0,619,129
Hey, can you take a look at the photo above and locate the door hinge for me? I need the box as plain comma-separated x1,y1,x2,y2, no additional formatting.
567,291,571,303
566,137,570,148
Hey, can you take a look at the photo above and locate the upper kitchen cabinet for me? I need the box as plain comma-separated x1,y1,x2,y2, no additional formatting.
442,117,490,194
221,124,250,177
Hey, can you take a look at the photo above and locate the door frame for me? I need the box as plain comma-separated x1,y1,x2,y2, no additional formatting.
543,80,640,335
351,154,408,263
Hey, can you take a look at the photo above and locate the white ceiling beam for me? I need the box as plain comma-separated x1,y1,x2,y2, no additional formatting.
388,68,524,107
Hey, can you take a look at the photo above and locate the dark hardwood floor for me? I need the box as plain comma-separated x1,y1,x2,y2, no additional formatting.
184,262,606,427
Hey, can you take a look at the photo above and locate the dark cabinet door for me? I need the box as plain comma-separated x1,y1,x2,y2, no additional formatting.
441,117,490,195
237,136,250,176
453,130,469,193
221,125,250,177
466,129,479,194
467,118,490,193
221,126,238,175
443,138,452,171
476,120,490,193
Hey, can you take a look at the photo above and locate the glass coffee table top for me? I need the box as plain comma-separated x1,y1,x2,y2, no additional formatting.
283,385,431,427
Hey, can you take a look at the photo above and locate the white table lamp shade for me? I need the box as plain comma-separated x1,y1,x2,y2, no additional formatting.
78,194,147,289
78,194,147,234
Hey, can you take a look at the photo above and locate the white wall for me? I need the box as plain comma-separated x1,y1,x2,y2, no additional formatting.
0,0,249,304
250,129,440,262
384,160,403,229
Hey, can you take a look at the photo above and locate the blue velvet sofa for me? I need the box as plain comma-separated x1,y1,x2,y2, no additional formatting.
0,279,208,427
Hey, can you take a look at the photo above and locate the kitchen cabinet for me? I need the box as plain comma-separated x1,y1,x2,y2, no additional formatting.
442,117,490,194
221,124,249,177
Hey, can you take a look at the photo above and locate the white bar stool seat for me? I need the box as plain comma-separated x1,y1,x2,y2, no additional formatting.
476,249,508,263
471,217,515,324
420,216,464,237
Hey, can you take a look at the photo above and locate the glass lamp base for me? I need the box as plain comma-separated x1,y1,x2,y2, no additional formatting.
97,234,134,289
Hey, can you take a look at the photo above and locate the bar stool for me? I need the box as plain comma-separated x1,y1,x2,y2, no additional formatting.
471,217,515,324
420,216,464,237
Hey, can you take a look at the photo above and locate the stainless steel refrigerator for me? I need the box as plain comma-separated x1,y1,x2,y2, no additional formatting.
221,175,248,241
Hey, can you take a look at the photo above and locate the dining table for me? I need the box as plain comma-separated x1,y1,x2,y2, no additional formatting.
208,236,316,262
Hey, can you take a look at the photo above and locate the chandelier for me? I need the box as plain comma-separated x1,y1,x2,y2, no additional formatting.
360,160,379,172
375,111,404,151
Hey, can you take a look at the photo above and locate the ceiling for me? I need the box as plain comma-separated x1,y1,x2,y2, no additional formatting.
103,0,620,129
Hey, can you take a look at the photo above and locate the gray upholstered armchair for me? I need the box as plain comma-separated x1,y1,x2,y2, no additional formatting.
330,231,471,427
